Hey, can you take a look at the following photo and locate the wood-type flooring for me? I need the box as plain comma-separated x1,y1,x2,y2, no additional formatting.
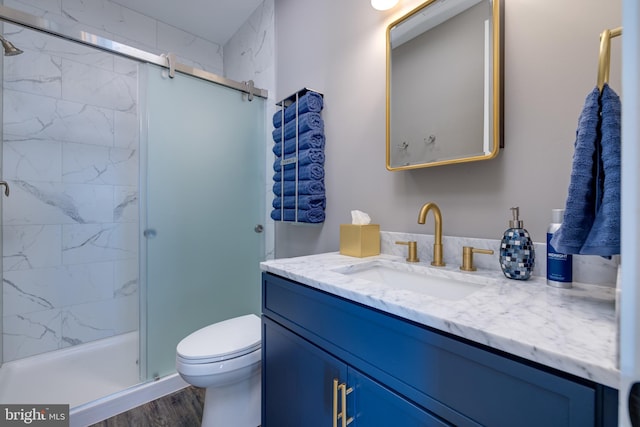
89,386,205,427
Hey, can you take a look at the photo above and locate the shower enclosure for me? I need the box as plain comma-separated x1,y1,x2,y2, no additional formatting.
0,4,267,412
143,65,266,379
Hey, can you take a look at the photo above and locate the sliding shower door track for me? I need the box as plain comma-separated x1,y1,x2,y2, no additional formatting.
0,4,268,99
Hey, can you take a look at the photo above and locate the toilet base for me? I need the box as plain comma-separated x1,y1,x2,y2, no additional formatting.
200,366,261,427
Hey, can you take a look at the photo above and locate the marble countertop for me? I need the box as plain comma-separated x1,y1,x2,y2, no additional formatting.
260,252,619,389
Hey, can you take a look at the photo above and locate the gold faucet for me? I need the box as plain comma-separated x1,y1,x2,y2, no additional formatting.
417,202,445,267
395,241,419,262
460,246,494,271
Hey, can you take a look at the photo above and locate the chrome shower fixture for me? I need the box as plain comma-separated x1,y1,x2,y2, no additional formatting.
0,35,23,56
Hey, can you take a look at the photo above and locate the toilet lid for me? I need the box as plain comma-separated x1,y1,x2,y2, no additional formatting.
176,314,261,363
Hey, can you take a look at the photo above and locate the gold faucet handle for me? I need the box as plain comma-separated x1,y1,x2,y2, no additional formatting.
460,246,494,271
395,241,419,262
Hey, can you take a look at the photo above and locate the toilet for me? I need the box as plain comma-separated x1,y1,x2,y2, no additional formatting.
176,314,262,427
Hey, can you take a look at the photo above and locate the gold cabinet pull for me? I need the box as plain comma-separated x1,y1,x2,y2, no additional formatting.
339,382,354,426
333,379,339,427
333,379,353,427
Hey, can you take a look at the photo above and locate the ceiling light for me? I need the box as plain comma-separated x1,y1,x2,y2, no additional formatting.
371,0,399,11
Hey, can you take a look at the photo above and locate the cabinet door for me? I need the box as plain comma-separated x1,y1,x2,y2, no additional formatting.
263,316,451,427
348,368,452,427
262,317,347,427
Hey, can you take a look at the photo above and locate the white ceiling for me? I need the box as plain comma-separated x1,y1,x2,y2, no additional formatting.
111,0,264,45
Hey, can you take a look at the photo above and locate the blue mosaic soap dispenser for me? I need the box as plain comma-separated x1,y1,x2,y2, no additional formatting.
499,207,535,280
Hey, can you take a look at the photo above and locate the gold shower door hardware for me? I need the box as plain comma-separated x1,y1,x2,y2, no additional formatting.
332,378,354,427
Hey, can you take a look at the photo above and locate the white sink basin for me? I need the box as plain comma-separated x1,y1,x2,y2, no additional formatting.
335,260,485,301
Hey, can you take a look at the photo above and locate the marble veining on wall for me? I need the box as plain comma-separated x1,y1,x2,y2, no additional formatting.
2,0,275,362
224,0,276,261
5,0,224,76
2,22,139,361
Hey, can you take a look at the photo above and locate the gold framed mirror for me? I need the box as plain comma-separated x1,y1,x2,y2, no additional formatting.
386,0,503,170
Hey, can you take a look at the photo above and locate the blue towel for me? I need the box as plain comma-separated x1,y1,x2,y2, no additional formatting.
581,84,621,256
272,195,326,210
272,112,324,142
550,87,601,254
274,149,325,172
273,92,323,128
271,208,325,223
273,180,324,197
273,164,324,182
273,131,325,156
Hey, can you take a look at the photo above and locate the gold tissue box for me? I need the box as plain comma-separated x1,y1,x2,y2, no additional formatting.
339,224,380,257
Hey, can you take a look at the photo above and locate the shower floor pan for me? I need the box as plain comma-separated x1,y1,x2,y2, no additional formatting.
0,331,140,407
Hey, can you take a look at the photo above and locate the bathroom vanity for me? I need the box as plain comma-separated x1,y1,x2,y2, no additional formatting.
260,252,618,427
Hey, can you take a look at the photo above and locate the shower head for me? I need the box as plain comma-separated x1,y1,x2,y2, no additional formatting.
0,35,22,56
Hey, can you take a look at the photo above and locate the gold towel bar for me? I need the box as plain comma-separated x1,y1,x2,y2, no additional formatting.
597,27,622,91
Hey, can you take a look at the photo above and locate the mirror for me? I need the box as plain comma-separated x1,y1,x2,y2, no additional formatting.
386,0,503,170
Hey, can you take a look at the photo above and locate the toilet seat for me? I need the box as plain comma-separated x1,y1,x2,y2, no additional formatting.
176,314,261,364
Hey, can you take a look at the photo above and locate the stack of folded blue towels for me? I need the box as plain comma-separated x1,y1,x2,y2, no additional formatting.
271,90,326,223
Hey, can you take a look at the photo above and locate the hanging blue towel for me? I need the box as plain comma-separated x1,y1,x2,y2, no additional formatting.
273,131,325,156
270,208,325,223
272,92,324,128
273,163,324,182
272,112,324,142
581,84,621,256
272,195,326,210
550,87,601,254
273,180,324,197
274,149,325,172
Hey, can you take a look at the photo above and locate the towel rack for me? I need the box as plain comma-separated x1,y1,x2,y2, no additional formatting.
272,88,325,224
597,26,622,92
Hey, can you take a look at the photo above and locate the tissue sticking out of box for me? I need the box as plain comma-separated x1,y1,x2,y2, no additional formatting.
351,210,371,225
340,211,380,257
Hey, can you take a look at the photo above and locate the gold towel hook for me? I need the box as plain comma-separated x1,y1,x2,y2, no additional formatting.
597,27,622,92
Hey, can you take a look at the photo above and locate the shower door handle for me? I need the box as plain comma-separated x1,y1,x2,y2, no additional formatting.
0,181,10,197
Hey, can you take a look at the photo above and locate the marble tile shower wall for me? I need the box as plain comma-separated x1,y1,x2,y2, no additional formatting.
223,0,276,260
0,0,229,362
2,28,139,361
2,0,225,75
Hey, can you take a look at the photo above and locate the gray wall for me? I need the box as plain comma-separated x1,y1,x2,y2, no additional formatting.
274,0,622,258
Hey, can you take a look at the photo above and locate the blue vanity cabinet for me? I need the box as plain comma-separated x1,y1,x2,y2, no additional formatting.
263,316,450,427
261,272,618,427
347,365,451,426
262,315,346,426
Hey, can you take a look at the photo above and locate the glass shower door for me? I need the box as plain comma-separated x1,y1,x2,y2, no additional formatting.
142,64,265,379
